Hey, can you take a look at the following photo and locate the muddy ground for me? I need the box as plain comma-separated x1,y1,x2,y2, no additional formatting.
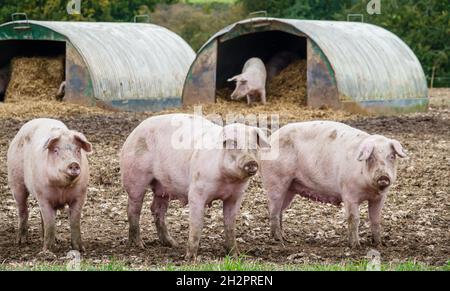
0,100,448,268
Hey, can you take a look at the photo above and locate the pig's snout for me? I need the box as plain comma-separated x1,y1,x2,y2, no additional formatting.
376,175,391,190
67,162,81,178
243,161,258,176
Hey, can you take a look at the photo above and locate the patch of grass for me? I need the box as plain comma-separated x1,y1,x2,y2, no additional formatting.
1,257,448,271
0,260,130,271
184,0,237,3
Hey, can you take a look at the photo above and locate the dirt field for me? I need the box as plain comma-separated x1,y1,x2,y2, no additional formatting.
0,98,448,268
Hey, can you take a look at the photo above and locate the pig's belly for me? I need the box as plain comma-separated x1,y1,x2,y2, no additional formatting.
289,179,342,206
151,179,188,205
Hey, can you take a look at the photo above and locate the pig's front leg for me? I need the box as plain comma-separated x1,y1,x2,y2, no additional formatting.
369,196,386,246
69,197,85,252
246,95,251,105
343,199,361,248
267,190,288,242
39,201,57,253
185,190,207,261
223,195,244,256
260,89,266,105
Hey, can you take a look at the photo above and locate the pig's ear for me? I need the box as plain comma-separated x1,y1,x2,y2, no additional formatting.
72,131,93,153
221,127,238,149
227,75,240,82
391,139,407,158
223,139,237,149
357,139,374,161
254,128,271,149
43,134,61,151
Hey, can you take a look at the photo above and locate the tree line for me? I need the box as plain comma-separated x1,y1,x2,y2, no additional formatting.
0,0,448,86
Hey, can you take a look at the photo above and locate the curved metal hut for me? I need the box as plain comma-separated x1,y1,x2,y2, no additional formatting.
0,20,195,111
183,17,428,113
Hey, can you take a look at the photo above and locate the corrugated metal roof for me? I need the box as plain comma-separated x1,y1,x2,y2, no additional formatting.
201,18,428,102
13,20,196,101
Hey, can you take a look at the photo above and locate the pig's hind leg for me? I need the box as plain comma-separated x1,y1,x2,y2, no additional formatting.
11,182,30,245
151,185,178,247
260,89,266,105
123,168,152,249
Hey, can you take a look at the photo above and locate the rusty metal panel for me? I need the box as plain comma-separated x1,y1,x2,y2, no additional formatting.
307,38,340,109
64,42,94,106
182,40,217,105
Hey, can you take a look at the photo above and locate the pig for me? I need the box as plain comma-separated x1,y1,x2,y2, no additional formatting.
228,57,267,105
120,113,270,260
7,118,92,254
56,81,66,100
261,121,407,248
266,51,298,80
0,66,10,101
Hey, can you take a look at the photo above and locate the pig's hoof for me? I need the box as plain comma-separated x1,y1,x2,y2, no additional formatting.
185,252,197,262
71,243,85,253
161,237,178,248
37,250,57,261
16,235,29,245
371,237,382,247
272,231,285,243
349,240,361,249
128,238,146,249
226,246,240,257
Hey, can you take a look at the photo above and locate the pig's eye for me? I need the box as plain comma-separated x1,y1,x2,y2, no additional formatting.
389,153,396,160
53,148,59,154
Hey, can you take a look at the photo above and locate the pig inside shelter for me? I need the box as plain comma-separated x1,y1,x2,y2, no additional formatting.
0,40,65,103
215,30,308,104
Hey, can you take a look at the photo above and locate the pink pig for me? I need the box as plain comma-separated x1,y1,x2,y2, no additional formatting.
261,121,406,248
120,113,269,260
228,57,267,105
7,118,92,253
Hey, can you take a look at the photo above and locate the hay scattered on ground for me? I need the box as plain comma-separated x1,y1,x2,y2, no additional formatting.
217,59,307,105
204,59,352,123
0,101,108,119
266,59,307,104
5,57,64,102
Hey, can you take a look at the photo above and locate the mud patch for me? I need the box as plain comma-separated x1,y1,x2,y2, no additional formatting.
0,102,448,267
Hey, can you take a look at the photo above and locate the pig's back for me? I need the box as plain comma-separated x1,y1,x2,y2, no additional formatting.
123,114,220,153
9,118,66,156
243,58,266,73
281,121,367,145
276,121,369,190
121,114,221,192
